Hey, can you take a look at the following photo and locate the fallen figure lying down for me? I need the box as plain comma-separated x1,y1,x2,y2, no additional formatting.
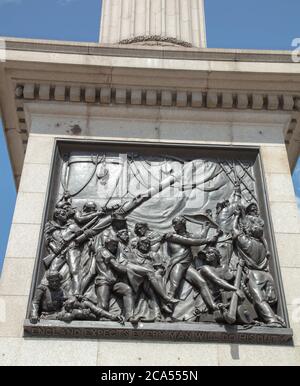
57,296,125,324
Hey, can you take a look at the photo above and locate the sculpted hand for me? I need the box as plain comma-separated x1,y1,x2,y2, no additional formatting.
234,181,241,189
114,315,125,325
164,232,174,241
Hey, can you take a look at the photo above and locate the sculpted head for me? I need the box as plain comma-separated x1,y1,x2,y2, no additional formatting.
137,237,151,254
83,201,97,213
249,223,263,239
172,216,187,234
117,229,130,245
243,220,263,239
111,213,127,232
246,203,259,216
104,238,119,254
46,270,63,290
134,223,149,237
53,208,69,224
203,247,222,266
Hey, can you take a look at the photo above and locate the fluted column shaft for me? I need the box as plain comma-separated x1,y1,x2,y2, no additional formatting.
99,0,206,48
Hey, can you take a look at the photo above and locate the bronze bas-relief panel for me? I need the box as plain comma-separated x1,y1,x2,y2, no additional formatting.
24,140,293,344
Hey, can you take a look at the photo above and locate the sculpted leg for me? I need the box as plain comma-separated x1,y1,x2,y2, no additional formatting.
185,267,218,312
146,272,176,303
82,300,122,322
141,283,162,321
248,274,280,325
67,247,81,296
96,284,111,310
113,282,134,321
168,263,188,298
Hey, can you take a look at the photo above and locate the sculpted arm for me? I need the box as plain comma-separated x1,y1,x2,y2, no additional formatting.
74,211,102,224
232,182,242,204
166,234,216,247
201,266,237,292
108,259,128,275
232,213,241,239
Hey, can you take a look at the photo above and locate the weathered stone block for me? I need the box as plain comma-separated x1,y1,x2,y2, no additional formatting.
97,341,218,366
5,223,41,259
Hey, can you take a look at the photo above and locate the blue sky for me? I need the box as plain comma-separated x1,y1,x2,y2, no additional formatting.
0,0,299,270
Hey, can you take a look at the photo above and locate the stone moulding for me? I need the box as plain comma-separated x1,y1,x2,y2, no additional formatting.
15,84,300,112
24,139,293,345
119,35,193,48
14,83,300,153
23,319,293,345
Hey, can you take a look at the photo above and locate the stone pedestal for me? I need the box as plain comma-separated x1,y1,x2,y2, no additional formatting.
100,0,207,47
0,36,300,366
1,99,300,365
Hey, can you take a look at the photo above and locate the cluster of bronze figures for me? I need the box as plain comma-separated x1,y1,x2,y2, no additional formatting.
30,157,286,329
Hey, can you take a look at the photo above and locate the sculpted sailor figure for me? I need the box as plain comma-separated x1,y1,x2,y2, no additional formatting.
243,203,263,225
131,222,164,253
30,271,67,324
164,217,240,315
107,236,179,316
241,203,270,257
164,216,220,299
60,296,124,324
94,237,135,322
232,209,285,327
195,247,245,314
44,207,83,297
116,229,132,264
101,213,129,247
214,181,243,280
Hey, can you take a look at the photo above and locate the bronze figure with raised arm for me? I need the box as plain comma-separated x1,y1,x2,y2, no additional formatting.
164,216,220,300
232,208,285,327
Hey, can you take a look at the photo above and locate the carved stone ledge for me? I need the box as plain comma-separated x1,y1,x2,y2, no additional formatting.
15,84,300,113
24,319,293,345
14,83,300,155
